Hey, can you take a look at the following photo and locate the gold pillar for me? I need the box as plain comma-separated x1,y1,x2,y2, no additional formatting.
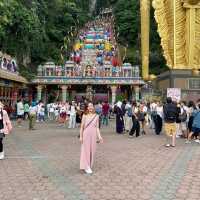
140,0,150,80
184,2,200,69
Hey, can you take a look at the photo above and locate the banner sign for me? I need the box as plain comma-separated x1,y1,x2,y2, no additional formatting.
167,88,181,102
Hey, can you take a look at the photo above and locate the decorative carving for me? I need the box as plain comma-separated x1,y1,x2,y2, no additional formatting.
86,85,94,101
152,0,174,67
183,0,200,8
194,9,200,67
152,0,200,69
187,0,200,5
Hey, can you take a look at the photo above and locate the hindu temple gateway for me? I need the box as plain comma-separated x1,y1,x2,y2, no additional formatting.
31,12,144,104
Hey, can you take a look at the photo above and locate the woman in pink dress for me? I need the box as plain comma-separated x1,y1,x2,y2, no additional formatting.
80,103,103,174
0,101,12,160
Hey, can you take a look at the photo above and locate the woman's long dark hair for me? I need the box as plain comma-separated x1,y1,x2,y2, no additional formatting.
0,109,3,120
188,101,196,110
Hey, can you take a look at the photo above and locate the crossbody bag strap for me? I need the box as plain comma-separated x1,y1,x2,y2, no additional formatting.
84,115,97,130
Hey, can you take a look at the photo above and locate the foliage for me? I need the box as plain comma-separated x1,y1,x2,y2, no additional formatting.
0,0,90,79
0,0,168,78
18,64,36,81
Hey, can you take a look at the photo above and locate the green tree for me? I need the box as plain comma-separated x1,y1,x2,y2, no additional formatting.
0,0,90,79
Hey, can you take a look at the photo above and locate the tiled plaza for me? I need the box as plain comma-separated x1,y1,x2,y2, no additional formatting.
0,120,200,200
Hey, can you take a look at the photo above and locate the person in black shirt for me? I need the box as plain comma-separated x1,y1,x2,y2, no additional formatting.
163,97,179,147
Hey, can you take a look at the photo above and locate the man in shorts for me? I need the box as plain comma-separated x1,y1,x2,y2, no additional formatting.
163,97,179,147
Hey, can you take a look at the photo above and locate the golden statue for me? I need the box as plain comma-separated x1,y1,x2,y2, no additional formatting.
152,0,200,70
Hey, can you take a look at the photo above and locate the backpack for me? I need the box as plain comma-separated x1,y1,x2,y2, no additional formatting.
178,108,187,122
95,106,102,115
164,104,177,122
127,107,133,117
137,111,145,121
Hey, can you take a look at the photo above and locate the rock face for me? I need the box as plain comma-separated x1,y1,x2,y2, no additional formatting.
89,0,97,14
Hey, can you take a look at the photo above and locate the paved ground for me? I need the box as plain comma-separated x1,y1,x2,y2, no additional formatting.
0,120,200,200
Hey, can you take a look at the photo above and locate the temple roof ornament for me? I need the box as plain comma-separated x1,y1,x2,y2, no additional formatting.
43,62,55,68
65,60,75,68
37,65,43,71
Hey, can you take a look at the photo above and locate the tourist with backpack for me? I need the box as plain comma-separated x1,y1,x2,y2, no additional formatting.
163,97,179,147
177,101,188,138
186,103,200,144
124,102,132,132
129,102,140,138
187,101,196,135
28,102,37,130
138,103,147,135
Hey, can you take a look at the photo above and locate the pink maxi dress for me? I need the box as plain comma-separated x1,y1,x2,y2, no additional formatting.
80,115,99,170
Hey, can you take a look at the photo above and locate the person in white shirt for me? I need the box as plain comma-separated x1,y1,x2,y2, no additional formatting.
39,105,45,122
129,102,140,137
124,102,132,132
16,99,24,127
68,101,77,129
49,103,55,121
59,103,67,123
154,101,163,135
150,101,157,129
138,103,147,135
36,101,43,122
